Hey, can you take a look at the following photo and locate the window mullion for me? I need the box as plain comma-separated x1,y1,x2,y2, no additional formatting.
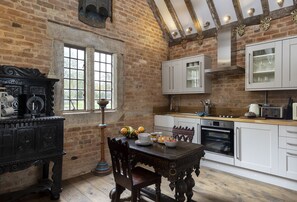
86,46,95,111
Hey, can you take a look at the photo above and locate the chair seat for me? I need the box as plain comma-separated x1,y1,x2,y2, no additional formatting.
132,167,161,188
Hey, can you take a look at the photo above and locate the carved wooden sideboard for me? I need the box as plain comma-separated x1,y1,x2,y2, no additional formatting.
0,65,65,201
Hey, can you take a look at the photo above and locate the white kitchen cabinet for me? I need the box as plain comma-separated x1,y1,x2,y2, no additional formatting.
283,37,297,88
279,126,297,180
162,60,182,94
162,55,211,94
245,36,297,91
245,40,282,90
174,117,200,144
234,122,278,175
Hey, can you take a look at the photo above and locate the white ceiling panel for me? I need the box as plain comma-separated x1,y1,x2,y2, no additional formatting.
240,0,263,19
191,0,216,31
154,0,180,38
213,0,238,24
171,0,197,35
269,0,294,11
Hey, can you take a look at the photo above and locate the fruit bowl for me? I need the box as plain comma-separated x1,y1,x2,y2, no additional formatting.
164,140,177,148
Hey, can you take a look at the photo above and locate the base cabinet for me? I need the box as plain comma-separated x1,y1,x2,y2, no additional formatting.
174,117,200,144
279,126,297,180
234,122,278,175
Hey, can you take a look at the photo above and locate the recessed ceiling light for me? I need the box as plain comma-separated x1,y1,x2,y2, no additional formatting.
247,8,255,17
277,0,284,7
223,15,231,23
171,31,178,37
186,27,192,34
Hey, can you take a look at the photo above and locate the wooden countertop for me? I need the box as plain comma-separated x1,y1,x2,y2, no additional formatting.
166,113,297,126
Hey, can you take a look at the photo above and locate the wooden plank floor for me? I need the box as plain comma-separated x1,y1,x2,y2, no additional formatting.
20,167,297,202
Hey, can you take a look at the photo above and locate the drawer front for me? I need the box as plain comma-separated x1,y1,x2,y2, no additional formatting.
279,148,297,180
16,128,36,155
0,129,14,159
38,125,58,152
279,137,297,150
279,126,297,138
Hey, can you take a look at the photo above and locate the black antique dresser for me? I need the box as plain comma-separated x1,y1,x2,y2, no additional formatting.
0,65,65,201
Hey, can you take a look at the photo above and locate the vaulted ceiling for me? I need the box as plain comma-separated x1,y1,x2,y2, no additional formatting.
147,0,297,45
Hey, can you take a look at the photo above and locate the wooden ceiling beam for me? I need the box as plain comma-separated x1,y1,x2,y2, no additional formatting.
261,0,270,16
184,0,203,35
164,0,186,38
146,0,172,41
206,0,221,30
232,0,244,23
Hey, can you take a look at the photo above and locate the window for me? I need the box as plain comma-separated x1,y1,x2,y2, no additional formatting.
94,51,113,110
63,46,85,111
63,45,115,111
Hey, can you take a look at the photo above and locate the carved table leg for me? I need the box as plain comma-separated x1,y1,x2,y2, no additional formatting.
175,176,187,202
185,168,195,201
50,156,63,200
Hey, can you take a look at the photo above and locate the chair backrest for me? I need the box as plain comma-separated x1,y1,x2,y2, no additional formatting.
172,126,194,143
108,138,133,188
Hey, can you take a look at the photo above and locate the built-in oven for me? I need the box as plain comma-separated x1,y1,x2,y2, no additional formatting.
200,119,235,165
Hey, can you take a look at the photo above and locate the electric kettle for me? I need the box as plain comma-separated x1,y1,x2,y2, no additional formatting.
249,104,260,116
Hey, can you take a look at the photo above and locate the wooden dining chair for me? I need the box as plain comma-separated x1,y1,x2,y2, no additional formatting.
107,137,161,202
172,125,195,143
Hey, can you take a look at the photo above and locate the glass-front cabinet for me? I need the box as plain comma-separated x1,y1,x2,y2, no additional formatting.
245,41,282,90
162,55,211,94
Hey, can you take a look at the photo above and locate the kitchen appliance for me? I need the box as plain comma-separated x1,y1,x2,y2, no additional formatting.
199,119,234,165
261,106,283,119
293,103,297,120
249,104,260,116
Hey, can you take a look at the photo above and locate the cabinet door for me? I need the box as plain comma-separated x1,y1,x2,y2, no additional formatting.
0,129,14,160
283,37,297,88
162,60,182,94
245,41,282,90
174,117,200,144
234,122,278,174
182,56,203,92
279,149,297,180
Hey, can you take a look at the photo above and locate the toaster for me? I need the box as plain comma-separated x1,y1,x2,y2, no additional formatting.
261,107,283,119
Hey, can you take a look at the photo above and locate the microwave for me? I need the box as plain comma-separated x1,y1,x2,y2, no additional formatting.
293,103,297,120
261,107,283,119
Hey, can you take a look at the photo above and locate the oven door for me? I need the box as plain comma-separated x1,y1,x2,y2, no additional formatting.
201,127,234,156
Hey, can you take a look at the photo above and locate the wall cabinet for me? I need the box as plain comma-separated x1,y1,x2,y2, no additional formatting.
174,117,200,144
234,122,278,175
279,126,297,180
162,55,211,94
245,36,297,91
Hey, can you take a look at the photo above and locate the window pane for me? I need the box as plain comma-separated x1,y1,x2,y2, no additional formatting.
71,59,77,69
106,91,111,99
64,69,69,78
70,90,77,99
100,72,106,80
64,90,69,99
94,62,99,71
107,73,111,81
100,82,105,90
101,63,106,71
64,47,69,57
70,80,77,89
78,70,84,79
94,52,99,61
78,80,84,89
106,82,111,90
71,69,77,79
95,81,100,90
94,91,100,99
64,58,69,68
78,90,84,99
106,64,111,72
78,50,84,60
95,72,100,81
106,54,111,63
64,100,70,110
94,101,100,109
77,100,84,110
64,79,69,88
78,60,84,69
100,91,106,98
71,48,77,58
100,53,106,62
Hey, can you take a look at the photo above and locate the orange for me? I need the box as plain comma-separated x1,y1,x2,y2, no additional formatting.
120,127,128,135
138,126,145,133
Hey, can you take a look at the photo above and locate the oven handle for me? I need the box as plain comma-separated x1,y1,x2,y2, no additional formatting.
201,127,231,133
236,127,240,160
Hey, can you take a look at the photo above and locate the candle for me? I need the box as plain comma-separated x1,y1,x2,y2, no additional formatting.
32,102,35,110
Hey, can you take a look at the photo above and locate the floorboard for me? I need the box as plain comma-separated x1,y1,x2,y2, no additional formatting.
18,167,297,202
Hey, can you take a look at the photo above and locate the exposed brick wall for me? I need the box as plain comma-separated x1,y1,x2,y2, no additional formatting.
0,0,168,194
169,16,297,116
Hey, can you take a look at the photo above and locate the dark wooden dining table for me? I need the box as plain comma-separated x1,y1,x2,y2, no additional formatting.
111,137,205,202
